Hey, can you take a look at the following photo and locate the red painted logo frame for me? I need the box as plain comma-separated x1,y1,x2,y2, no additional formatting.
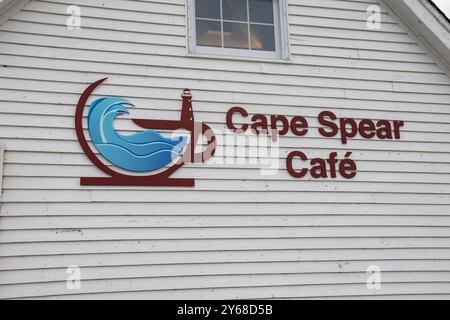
75,78,216,187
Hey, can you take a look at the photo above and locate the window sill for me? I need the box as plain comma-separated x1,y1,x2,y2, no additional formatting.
185,50,292,64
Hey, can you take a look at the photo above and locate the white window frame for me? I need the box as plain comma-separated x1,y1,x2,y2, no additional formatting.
187,0,289,60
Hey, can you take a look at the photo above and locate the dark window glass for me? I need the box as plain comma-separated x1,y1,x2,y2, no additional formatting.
194,0,277,53
250,24,275,51
195,0,221,19
196,19,222,47
223,0,248,21
223,22,249,49
249,0,274,24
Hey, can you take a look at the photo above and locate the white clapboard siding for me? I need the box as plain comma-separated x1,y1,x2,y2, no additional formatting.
0,0,449,299
3,261,450,287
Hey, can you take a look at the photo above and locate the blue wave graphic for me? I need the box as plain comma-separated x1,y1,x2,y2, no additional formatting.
87,97,188,172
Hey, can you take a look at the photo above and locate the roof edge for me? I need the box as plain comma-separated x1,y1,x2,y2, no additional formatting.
0,0,32,27
428,0,450,26
384,0,450,74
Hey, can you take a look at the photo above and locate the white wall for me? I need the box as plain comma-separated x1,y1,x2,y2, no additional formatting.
0,0,449,299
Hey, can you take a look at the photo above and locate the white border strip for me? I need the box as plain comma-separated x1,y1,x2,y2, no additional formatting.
0,143,4,211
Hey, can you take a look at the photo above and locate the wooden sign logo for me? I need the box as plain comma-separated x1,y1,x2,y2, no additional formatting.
75,78,216,187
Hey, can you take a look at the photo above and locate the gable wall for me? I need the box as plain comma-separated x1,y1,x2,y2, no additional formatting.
0,0,449,299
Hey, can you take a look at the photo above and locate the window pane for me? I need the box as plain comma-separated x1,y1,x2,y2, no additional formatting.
250,24,275,51
196,19,222,47
223,22,249,49
195,0,221,19
249,0,274,24
223,0,248,21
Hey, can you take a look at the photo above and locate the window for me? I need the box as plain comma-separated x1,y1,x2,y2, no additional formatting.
187,0,289,59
